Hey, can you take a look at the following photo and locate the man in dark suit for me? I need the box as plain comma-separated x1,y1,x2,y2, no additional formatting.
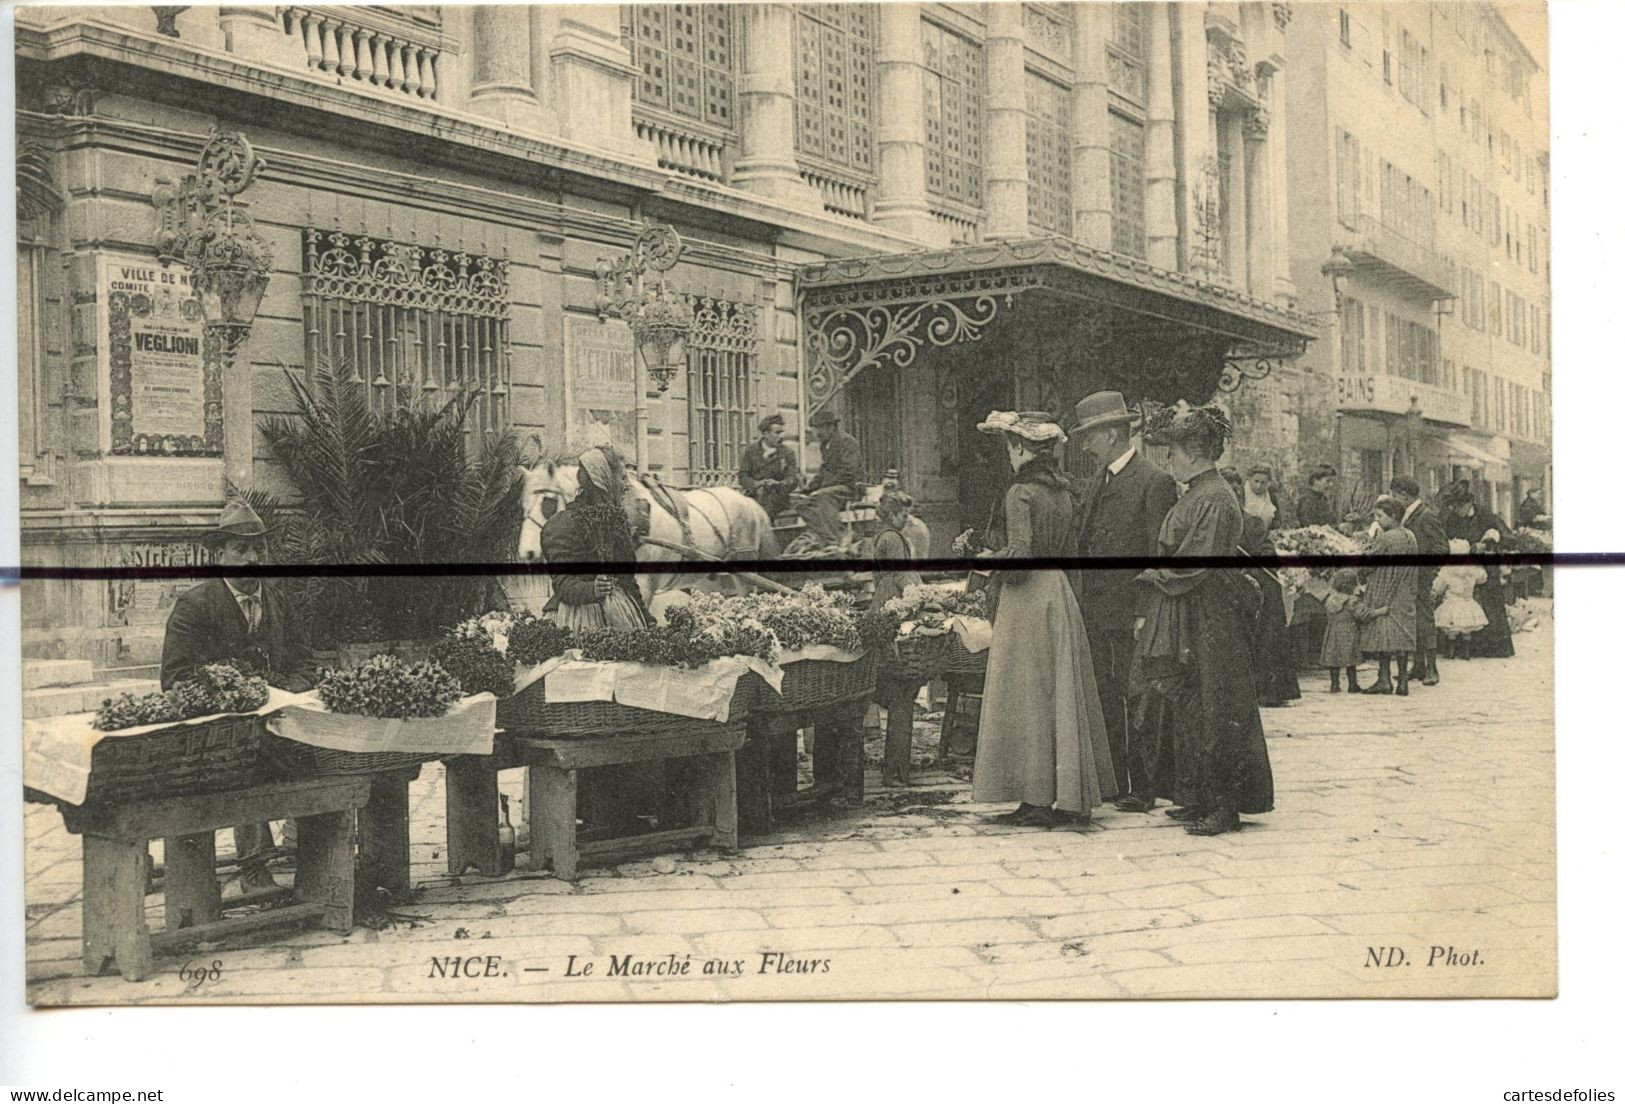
793,408,864,546
1068,391,1179,804
162,499,313,890
1390,474,1448,686
737,413,799,518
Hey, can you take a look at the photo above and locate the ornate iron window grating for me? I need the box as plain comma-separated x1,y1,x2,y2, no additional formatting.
686,295,760,486
300,227,511,438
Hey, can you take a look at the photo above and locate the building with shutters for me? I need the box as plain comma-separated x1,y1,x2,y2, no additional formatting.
1283,2,1549,517
16,2,1316,672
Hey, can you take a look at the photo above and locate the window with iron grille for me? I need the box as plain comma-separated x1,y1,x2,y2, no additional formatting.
793,4,876,180
1025,70,1072,236
300,227,511,440
1109,111,1147,256
627,5,738,131
922,19,985,209
685,295,760,486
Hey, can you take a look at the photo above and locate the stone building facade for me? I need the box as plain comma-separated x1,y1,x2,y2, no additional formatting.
1284,2,1550,518
16,2,1316,673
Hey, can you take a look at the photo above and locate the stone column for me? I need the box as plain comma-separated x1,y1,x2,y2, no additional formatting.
1070,2,1112,250
470,6,542,128
1171,2,1217,275
733,4,822,209
872,4,944,243
982,1,1028,239
1265,60,1296,305
1144,2,1180,269
548,7,650,162
1243,104,1271,298
216,7,284,58
1223,112,1247,285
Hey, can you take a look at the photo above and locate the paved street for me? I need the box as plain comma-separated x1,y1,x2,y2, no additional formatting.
24,604,1555,1004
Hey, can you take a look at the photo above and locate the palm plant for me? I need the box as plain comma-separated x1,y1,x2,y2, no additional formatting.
259,360,521,647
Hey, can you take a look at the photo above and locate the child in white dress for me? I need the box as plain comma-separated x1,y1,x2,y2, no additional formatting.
1432,538,1489,659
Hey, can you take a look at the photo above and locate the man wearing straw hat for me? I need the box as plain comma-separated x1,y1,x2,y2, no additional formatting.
1068,391,1179,801
162,498,314,890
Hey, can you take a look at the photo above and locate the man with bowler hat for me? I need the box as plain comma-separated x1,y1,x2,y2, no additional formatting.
162,498,314,890
1068,391,1179,801
794,408,864,546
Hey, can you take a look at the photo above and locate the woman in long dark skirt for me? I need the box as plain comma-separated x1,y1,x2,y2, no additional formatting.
1121,407,1273,837
1220,468,1301,707
1442,485,1516,658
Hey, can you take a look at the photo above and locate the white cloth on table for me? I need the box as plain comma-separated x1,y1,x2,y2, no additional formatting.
266,693,497,757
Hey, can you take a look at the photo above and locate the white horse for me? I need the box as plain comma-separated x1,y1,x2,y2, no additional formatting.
511,457,779,613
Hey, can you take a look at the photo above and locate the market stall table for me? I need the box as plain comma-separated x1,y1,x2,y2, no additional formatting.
65,776,372,981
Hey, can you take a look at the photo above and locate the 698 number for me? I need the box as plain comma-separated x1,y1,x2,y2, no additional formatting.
179,959,223,989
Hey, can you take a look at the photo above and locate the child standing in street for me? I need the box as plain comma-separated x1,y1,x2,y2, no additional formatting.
1433,538,1489,659
1319,568,1365,693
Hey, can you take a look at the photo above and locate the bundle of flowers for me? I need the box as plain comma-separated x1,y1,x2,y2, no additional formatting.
867,583,991,640
1502,528,1554,555
450,610,521,654
684,585,863,654
317,654,463,719
429,634,516,699
663,602,779,665
1269,525,1371,582
574,619,777,670
506,617,574,668
93,663,270,732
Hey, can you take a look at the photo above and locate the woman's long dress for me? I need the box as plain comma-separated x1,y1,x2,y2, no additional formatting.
1445,506,1516,658
972,477,1117,813
1128,469,1274,816
1358,526,1418,654
1241,515,1302,704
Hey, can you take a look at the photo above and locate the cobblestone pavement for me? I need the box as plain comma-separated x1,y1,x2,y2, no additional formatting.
24,605,1555,1004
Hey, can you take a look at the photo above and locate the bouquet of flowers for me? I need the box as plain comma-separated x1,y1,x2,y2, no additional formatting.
429,634,516,699
684,585,864,654
317,654,463,719
1502,528,1554,555
952,528,983,556
93,663,271,731
870,583,991,640
1269,525,1371,583
506,617,575,668
450,610,521,655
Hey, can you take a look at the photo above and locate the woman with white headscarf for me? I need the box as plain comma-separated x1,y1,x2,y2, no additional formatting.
963,411,1117,829
540,446,650,631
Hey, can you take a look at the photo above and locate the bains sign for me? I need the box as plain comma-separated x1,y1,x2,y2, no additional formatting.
1333,373,1471,428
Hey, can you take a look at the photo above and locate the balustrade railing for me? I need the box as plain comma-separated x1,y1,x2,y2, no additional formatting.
930,206,983,244
280,7,445,102
634,116,727,183
798,166,870,220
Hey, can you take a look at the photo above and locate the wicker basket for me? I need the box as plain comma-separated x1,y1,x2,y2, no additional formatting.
51,714,269,807
879,634,954,681
260,735,436,778
497,675,758,739
750,651,879,715
943,636,989,675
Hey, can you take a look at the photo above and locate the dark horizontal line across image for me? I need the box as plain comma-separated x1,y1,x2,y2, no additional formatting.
0,552,1596,584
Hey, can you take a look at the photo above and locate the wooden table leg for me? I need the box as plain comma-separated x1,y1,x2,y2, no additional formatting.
811,713,838,789
770,725,800,797
836,703,866,804
293,809,355,932
736,721,773,836
81,834,154,981
162,831,221,932
706,751,738,851
531,763,578,879
358,772,412,902
444,756,501,877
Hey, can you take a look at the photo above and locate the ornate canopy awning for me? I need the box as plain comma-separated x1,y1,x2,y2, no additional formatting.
798,236,1319,415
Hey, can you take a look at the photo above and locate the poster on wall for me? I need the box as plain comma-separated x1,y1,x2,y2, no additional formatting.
562,313,638,458
100,251,223,456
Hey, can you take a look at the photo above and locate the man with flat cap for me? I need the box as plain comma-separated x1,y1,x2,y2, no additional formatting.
162,498,314,890
793,408,864,546
738,413,799,518
1068,391,1179,803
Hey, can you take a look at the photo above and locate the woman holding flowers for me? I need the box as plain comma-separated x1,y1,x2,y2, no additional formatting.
1124,406,1273,836
965,411,1116,829
541,446,650,632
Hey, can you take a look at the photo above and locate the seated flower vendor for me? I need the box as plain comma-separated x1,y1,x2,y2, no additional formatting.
161,499,314,892
737,413,799,518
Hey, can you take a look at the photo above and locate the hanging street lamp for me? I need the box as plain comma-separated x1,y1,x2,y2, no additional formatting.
595,224,691,392
154,131,274,359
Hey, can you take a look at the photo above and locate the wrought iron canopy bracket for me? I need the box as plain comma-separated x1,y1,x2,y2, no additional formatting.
1218,337,1311,392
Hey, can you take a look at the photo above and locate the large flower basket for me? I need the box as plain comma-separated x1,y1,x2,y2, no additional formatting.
749,650,879,715
497,672,758,739
263,694,497,777
943,636,989,675
879,634,955,681
25,714,268,810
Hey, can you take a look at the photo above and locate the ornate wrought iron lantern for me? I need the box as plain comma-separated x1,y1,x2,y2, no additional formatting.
595,224,690,392
1320,246,1356,313
154,132,274,358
